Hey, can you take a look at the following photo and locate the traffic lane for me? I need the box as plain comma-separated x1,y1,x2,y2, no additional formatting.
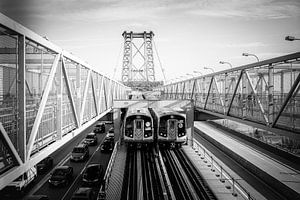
62,149,112,200
33,133,110,200
62,133,113,200
33,122,102,183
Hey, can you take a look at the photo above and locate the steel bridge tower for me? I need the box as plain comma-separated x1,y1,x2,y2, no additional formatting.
121,31,160,90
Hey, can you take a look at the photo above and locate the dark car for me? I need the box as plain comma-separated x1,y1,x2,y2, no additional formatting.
37,157,53,174
100,139,114,152
70,143,89,162
93,122,105,133
48,166,73,187
82,164,104,186
83,133,97,146
71,187,97,200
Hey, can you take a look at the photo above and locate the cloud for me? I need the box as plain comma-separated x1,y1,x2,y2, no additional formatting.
185,0,300,19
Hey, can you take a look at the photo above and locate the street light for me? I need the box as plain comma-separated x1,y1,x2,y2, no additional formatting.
242,53,259,62
193,70,203,75
285,36,300,41
203,67,215,73
219,61,233,68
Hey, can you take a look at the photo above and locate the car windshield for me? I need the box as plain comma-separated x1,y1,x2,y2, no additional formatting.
52,169,65,176
73,147,84,153
86,165,99,174
86,135,94,139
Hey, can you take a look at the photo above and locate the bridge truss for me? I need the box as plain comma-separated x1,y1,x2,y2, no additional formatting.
156,52,300,141
0,13,130,189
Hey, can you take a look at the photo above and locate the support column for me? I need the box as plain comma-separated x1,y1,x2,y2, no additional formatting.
76,64,81,124
56,58,62,140
18,35,26,162
268,64,274,125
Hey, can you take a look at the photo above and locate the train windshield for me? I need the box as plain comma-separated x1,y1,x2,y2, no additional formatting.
169,120,175,129
136,120,142,129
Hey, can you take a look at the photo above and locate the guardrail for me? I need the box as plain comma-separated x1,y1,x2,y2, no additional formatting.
97,141,119,200
192,139,256,200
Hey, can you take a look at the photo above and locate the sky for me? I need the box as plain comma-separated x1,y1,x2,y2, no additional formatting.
0,0,300,82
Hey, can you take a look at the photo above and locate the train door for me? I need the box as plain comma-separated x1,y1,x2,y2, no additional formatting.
168,119,177,140
134,119,144,140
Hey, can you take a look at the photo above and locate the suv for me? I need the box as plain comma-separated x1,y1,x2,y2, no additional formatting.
2,166,37,194
71,144,89,162
48,166,73,187
37,156,53,174
101,139,114,152
84,133,97,146
93,122,105,133
82,164,104,186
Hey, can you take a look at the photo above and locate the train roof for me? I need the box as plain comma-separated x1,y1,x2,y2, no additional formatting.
126,107,151,117
152,107,185,117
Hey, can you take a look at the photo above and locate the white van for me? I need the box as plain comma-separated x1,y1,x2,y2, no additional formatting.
5,166,37,193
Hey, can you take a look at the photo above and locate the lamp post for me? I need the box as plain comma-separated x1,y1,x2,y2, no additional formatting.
219,61,233,68
203,67,215,73
285,36,300,41
242,53,259,62
193,70,203,75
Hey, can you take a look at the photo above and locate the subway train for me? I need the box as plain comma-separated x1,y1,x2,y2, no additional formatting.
151,107,187,147
123,107,154,144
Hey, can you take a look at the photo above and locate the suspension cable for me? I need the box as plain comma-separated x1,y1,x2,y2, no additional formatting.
153,38,166,82
113,39,123,80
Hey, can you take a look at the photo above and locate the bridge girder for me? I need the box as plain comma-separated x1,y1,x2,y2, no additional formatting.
0,13,130,189
156,52,300,141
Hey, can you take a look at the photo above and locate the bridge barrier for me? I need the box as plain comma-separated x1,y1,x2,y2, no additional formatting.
191,139,256,200
97,141,119,200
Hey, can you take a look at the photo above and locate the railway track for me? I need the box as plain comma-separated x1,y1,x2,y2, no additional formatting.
121,147,169,200
121,145,216,200
161,148,216,200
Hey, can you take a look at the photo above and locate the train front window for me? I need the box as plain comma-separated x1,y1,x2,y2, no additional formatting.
136,120,142,129
169,120,175,129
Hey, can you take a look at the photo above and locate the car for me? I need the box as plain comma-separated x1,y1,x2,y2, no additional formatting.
24,195,49,200
70,143,89,162
82,164,104,186
37,156,53,174
1,167,37,195
83,133,98,146
48,166,73,187
71,187,97,200
100,139,114,152
93,122,105,133
106,127,114,139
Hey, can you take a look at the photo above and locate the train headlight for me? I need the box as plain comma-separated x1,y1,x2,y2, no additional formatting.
145,122,151,127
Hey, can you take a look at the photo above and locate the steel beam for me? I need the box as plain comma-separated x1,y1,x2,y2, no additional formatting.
17,35,26,162
26,54,60,160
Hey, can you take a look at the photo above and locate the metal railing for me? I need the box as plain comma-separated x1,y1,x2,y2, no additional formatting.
97,141,119,200
192,139,256,200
